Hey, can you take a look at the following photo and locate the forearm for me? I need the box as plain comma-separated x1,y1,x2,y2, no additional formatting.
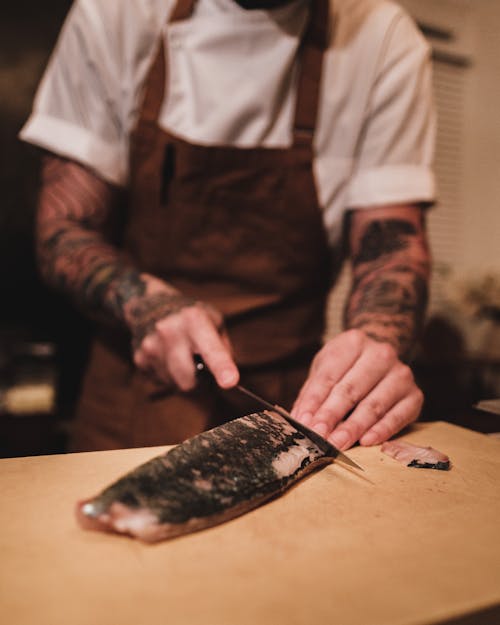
36,156,184,334
36,156,237,389
344,206,431,360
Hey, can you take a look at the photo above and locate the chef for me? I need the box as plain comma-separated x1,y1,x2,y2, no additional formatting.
21,0,435,452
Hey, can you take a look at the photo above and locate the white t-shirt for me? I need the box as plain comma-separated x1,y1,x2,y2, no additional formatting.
20,0,435,245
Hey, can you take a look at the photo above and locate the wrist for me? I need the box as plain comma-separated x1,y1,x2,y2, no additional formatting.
345,319,413,361
123,282,196,352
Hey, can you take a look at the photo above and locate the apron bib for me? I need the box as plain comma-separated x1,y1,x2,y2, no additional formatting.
71,0,332,451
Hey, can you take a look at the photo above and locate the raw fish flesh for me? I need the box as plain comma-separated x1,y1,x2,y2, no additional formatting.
76,411,336,543
381,439,450,470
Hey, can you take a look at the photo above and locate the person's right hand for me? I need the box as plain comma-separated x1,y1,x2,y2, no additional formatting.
129,287,239,392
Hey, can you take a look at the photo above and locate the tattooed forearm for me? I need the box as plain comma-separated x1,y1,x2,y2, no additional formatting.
345,209,430,360
36,156,148,324
36,156,196,343
346,269,428,357
352,220,418,264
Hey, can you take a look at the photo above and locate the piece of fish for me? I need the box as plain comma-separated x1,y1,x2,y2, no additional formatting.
381,440,450,470
76,411,336,543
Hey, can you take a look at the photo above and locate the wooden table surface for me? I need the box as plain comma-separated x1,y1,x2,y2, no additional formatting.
1,421,499,625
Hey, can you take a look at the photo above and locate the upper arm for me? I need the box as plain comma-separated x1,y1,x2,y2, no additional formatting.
346,9,436,211
20,1,158,187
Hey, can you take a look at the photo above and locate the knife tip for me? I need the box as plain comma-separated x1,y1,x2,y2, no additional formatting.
336,451,365,471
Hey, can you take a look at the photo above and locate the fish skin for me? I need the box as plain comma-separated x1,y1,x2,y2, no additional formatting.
76,411,334,543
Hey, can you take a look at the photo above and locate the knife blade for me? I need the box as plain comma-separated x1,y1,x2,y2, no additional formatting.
195,356,364,472
235,383,364,471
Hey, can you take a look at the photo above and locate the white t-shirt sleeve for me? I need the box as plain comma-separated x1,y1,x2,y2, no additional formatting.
346,9,436,209
20,1,147,186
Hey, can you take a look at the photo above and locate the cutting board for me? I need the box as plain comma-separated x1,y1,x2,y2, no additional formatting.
1,421,499,625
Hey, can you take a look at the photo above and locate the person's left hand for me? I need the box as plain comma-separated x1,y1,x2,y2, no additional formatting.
290,329,423,450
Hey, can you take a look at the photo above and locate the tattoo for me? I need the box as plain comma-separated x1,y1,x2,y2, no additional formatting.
346,215,430,360
347,272,428,356
111,269,147,313
349,268,427,317
353,220,417,264
36,156,149,326
129,293,196,351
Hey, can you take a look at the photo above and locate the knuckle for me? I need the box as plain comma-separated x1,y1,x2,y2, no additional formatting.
140,335,158,356
318,368,338,388
300,389,324,411
363,397,386,421
186,305,220,336
344,328,365,351
375,342,397,363
334,379,358,405
396,363,415,385
304,390,324,407
155,327,175,346
413,388,425,413
155,315,175,333
180,305,201,325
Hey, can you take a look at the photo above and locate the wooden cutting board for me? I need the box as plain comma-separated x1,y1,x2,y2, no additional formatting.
1,421,499,625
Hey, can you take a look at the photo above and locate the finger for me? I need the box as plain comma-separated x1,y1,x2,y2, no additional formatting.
147,314,189,384
186,309,239,388
165,340,198,391
219,328,234,355
358,388,424,446
309,341,397,437
327,363,415,450
202,302,225,332
133,333,163,371
291,336,363,424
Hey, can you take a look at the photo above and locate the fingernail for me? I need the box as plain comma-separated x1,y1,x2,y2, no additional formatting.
221,370,238,387
360,432,378,446
329,430,350,450
312,422,328,437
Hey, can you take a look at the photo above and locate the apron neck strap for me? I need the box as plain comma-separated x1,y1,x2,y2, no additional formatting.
138,0,198,122
292,0,330,148
138,0,331,146
170,0,197,22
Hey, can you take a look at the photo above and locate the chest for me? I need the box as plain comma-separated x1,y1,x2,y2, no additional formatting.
157,2,310,146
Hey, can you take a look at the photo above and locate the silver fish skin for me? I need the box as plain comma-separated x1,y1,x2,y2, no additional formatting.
76,411,334,543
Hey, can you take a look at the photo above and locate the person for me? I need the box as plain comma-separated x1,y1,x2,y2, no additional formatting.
21,0,435,452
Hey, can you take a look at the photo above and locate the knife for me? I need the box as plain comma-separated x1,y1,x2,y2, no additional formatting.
195,356,364,472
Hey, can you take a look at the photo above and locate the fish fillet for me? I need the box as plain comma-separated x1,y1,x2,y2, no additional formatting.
76,411,335,543
381,440,450,470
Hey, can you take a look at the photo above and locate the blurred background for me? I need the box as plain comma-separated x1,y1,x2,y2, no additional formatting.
1,0,89,456
0,0,499,457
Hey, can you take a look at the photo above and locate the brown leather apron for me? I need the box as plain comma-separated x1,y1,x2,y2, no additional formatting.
70,0,332,451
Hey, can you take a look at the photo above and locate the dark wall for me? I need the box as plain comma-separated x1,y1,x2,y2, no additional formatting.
1,2,90,454
0,1,73,333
